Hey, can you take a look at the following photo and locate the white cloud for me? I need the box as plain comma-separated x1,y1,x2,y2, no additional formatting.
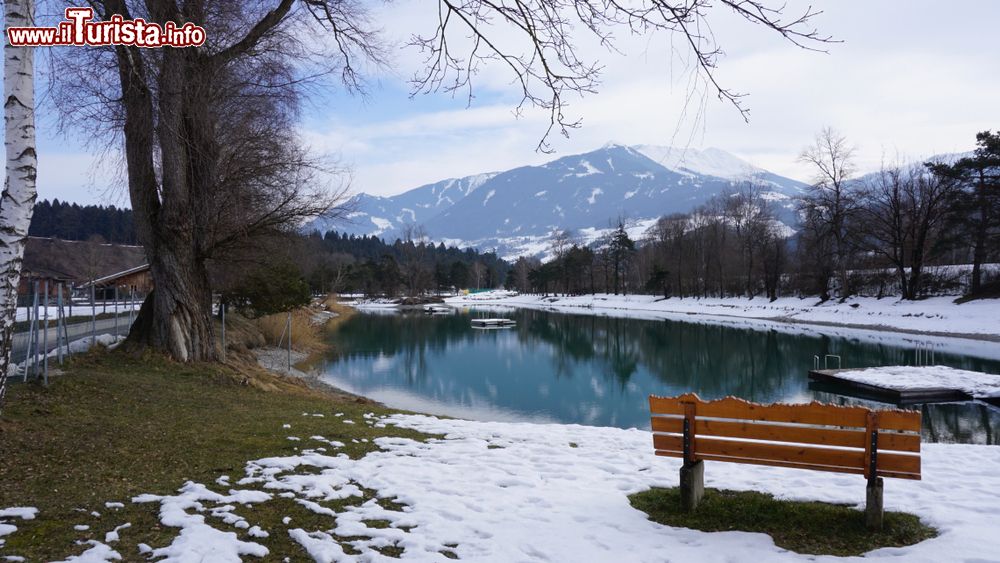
36,0,1000,204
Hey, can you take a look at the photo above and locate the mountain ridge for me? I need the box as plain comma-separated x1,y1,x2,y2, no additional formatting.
309,144,809,259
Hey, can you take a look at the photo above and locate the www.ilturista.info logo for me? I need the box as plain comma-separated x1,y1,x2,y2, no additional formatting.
7,7,206,47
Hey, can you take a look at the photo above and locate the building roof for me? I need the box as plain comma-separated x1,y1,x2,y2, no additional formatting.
23,237,147,285
80,263,151,287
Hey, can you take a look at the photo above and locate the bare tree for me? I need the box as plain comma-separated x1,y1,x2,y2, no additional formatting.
414,0,833,151
1,0,37,407
49,0,831,363
861,162,960,300
727,179,775,297
51,1,360,361
470,261,487,289
799,127,860,299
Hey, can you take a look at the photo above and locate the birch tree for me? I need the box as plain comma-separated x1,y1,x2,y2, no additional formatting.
0,0,37,408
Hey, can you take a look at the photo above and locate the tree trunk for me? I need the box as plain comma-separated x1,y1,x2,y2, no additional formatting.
109,9,217,362
0,0,36,408
126,246,215,361
970,180,989,294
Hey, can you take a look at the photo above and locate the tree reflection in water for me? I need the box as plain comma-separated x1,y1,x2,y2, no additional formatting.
321,309,1000,444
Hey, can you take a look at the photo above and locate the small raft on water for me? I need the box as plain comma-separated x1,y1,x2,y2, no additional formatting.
471,318,516,329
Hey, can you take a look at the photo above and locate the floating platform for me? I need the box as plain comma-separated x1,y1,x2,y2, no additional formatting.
471,318,516,328
424,305,453,314
809,368,974,405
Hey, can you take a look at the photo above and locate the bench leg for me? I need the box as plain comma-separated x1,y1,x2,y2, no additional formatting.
680,460,704,512
865,477,884,530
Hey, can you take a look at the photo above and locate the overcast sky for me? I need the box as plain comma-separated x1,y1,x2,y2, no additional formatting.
34,0,1000,205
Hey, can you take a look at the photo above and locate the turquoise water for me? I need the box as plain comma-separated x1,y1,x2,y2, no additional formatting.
318,308,1000,444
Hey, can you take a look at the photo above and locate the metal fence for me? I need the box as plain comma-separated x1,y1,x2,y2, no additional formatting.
14,281,142,384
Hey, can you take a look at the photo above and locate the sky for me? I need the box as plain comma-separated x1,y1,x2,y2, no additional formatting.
31,0,1000,205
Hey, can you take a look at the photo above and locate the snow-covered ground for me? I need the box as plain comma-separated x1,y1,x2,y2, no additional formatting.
14,303,141,322
445,292,1000,341
8,334,125,377
837,366,1000,399
5,414,999,562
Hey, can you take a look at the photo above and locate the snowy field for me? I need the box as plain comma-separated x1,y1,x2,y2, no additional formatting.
444,292,1000,341
837,366,1000,399
14,303,141,322
4,414,1000,562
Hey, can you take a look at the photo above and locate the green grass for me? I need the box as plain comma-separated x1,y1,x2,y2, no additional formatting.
629,487,937,557
0,351,433,561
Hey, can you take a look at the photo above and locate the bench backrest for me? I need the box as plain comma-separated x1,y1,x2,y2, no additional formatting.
649,393,921,480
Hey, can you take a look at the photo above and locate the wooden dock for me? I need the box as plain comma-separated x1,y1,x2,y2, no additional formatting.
808,368,973,405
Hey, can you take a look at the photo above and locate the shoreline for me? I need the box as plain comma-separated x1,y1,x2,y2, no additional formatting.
254,297,380,405
439,293,1000,357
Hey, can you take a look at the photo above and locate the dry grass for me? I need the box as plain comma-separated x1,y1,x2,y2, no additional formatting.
254,295,356,354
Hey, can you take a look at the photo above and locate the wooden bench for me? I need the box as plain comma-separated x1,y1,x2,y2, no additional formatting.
648,393,922,529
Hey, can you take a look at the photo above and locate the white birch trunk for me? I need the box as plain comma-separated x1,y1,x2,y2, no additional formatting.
1,0,37,408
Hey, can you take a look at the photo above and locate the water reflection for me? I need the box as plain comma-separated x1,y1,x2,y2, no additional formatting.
319,309,1000,444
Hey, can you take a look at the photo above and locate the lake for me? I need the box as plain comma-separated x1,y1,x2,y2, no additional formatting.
318,308,1000,444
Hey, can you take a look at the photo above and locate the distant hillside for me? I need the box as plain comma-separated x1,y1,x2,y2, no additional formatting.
28,199,137,244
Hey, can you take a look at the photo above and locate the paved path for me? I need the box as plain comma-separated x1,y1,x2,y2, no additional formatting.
11,316,133,362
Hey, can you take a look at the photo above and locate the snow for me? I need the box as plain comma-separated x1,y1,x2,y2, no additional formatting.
0,508,36,520
13,334,126,375
573,160,602,177
446,292,1000,347
369,217,392,231
634,145,759,180
0,507,37,550
837,366,1000,398
14,304,140,322
104,523,131,543
132,482,271,561
104,415,1000,562
482,189,496,206
587,188,603,204
51,540,121,562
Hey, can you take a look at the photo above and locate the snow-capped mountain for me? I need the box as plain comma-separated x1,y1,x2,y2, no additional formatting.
313,173,497,237
307,144,808,259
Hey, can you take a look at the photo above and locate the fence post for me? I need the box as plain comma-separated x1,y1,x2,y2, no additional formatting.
62,284,70,354
220,301,226,362
287,312,292,372
32,280,40,377
114,285,119,338
129,286,135,326
42,280,49,385
91,282,96,346
57,284,64,365
22,284,33,381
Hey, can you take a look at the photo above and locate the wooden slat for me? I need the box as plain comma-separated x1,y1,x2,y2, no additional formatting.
654,450,921,480
651,417,919,452
876,469,922,481
876,410,922,432
648,395,689,416
877,431,921,453
649,394,921,431
695,436,863,470
693,436,921,476
652,433,683,453
877,451,921,475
